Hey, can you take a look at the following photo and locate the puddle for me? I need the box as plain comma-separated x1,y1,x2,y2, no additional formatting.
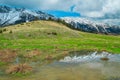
0,51,120,80
28,51,120,80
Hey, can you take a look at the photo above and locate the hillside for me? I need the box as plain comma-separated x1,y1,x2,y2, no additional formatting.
0,20,120,53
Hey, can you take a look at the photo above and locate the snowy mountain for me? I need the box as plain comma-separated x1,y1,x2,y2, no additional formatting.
62,17,120,34
0,5,55,26
0,5,120,35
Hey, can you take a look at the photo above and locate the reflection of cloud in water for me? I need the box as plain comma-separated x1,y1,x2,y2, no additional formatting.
58,51,120,78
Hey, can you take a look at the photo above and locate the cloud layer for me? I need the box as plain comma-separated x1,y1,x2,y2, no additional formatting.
0,0,120,18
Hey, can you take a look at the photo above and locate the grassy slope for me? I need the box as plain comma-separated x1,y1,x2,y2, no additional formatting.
0,20,120,54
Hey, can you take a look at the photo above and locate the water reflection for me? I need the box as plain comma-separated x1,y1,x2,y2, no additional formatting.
29,51,120,80
60,51,120,63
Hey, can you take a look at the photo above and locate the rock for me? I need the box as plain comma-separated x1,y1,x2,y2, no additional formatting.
100,57,109,61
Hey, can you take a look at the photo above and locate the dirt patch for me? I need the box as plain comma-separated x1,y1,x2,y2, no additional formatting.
0,49,17,62
24,49,41,58
45,55,53,60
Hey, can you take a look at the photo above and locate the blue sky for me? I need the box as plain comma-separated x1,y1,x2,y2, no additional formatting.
45,11,80,17
0,0,120,18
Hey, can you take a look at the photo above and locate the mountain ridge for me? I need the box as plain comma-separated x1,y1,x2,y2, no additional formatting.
62,17,120,35
0,5,55,27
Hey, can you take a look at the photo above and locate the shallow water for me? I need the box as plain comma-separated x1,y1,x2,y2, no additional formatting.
0,51,120,80
29,52,120,80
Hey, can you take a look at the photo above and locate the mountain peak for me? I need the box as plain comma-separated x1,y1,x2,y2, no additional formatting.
0,5,55,26
0,5,12,13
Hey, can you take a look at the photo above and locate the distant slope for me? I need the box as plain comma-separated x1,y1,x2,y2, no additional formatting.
1,20,80,38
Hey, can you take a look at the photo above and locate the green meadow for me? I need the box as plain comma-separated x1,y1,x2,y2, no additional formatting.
0,20,120,54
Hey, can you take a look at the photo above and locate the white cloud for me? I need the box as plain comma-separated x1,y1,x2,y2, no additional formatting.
0,0,120,18
102,0,120,14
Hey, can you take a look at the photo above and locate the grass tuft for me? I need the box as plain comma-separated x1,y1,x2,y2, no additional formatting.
6,63,32,74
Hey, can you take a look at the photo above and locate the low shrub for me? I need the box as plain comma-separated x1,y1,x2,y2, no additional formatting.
0,29,3,33
3,28,7,32
9,30,13,34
